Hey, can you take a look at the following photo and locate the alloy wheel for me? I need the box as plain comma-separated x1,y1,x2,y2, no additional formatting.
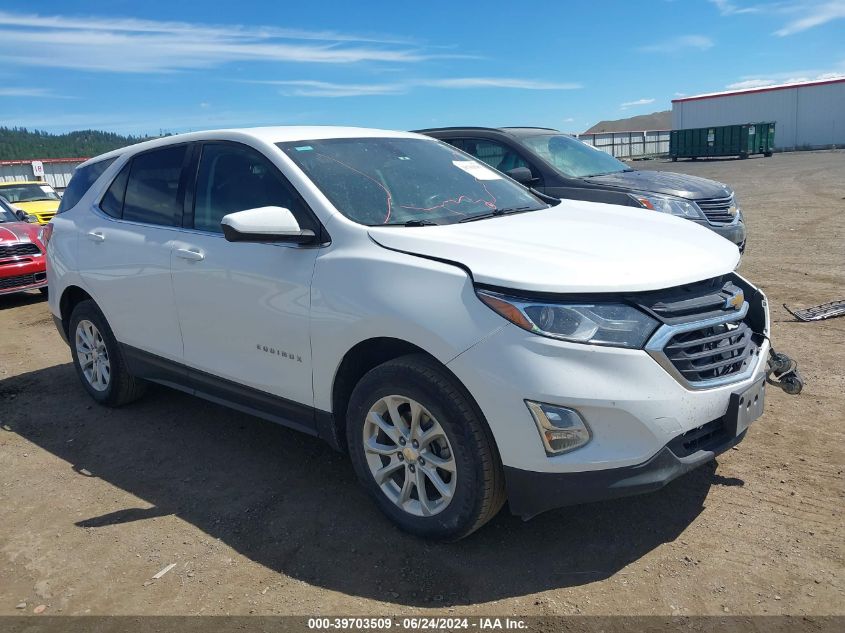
75,319,111,392
363,395,458,517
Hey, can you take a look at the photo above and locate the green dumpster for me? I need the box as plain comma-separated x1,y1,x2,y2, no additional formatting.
670,122,775,161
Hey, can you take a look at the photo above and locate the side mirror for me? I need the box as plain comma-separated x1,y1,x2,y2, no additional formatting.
14,209,28,221
26,214,39,223
505,166,536,185
220,206,316,244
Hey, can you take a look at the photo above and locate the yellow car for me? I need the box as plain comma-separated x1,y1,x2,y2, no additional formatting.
0,180,61,224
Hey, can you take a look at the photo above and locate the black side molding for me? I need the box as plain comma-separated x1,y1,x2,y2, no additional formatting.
120,344,330,440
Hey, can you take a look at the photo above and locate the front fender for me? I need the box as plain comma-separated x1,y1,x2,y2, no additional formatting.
310,243,504,411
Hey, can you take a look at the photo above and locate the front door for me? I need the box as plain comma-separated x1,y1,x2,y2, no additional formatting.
170,142,319,409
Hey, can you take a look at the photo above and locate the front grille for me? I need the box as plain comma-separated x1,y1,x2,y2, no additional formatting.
667,418,729,457
35,211,56,223
0,242,41,258
664,320,754,383
0,272,44,290
695,195,736,225
638,277,744,324
643,275,762,388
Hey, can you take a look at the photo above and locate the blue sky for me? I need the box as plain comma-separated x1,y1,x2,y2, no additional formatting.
0,0,843,135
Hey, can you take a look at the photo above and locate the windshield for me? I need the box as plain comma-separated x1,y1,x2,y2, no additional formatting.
519,133,631,178
0,205,16,222
0,183,60,203
278,137,546,226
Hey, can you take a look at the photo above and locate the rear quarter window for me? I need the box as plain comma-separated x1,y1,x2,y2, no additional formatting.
121,145,187,227
57,158,117,214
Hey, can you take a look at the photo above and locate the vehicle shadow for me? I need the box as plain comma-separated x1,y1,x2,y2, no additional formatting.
3,362,733,607
0,290,46,310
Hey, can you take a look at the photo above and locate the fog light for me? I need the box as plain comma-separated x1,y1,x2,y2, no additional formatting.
525,401,591,455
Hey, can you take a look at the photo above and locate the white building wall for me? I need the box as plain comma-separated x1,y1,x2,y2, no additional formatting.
0,160,84,191
672,81,845,149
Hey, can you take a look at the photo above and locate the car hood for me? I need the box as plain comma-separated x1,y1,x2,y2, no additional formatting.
583,169,732,200
0,221,40,244
11,200,60,214
368,201,740,293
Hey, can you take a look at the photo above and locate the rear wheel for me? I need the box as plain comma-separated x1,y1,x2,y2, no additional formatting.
69,300,146,406
346,354,505,540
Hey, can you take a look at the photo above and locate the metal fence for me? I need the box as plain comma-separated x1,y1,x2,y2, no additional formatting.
577,130,670,159
0,158,86,191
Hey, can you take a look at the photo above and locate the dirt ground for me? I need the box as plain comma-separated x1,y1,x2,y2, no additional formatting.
1,150,843,617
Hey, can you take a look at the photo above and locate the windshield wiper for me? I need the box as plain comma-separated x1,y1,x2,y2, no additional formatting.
379,219,440,227
458,206,535,223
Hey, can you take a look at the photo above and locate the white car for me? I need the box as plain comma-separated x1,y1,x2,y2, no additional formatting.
46,126,779,540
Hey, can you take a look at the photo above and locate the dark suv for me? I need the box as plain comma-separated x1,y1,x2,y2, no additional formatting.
417,127,746,249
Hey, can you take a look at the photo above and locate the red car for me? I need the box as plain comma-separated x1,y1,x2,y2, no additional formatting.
0,196,48,296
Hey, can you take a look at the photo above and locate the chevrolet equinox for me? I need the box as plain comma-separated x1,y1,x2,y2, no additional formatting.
47,127,786,539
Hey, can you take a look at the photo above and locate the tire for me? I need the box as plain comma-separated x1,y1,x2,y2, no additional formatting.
346,354,506,540
69,299,147,407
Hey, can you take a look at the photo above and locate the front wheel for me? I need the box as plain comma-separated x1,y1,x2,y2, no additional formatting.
69,300,146,407
346,355,505,540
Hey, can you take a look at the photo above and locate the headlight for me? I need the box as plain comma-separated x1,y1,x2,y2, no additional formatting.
476,290,658,349
632,194,704,219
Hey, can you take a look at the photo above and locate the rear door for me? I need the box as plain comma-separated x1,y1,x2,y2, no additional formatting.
76,144,190,361
170,141,319,408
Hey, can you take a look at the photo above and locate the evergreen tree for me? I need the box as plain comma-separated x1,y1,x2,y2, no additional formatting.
0,127,165,160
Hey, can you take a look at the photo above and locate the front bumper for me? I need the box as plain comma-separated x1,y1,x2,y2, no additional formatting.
697,218,746,248
448,322,769,475
506,417,746,519
0,270,47,296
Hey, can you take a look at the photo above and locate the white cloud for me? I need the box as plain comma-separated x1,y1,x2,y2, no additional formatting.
709,0,763,15
620,98,656,109
673,92,687,97
726,64,845,89
638,35,714,53
709,1,845,36
725,78,779,90
420,78,580,90
774,0,845,35
0,87,56,97
275,80,407,97
0,10,416,44
260,77,581,97
0,10,444,73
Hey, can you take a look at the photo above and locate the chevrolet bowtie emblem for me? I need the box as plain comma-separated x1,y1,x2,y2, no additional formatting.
726,289,745,310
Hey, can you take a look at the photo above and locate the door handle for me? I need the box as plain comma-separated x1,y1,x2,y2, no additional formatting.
87,231,105,242
175,248,205,262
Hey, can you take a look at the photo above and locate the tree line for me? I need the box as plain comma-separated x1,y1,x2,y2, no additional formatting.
0,127,163,160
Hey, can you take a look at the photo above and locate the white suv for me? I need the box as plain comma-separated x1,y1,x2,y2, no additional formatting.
46,126,775,540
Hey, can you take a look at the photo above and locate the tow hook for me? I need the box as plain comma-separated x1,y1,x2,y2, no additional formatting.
766,349,804,395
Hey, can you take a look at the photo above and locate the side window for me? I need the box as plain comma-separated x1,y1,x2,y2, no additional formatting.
462,139,529,173
122,145,187,226
58,158,116,213
193,143,312,234
100,162,130,218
